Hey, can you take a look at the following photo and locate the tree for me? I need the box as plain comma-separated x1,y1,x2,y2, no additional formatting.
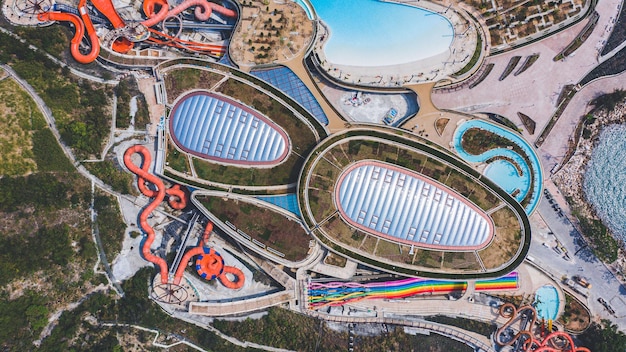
578,319,626,352
591,89,626,112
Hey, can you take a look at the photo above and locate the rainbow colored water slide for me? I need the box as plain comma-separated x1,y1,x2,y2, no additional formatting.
475,271,519,291
308,278,467,308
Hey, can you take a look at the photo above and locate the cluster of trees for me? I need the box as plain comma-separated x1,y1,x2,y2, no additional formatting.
12,25,69,58
0,32,112,158
84,160,134,195
0,291,49,350
94,193,127,260
578,320,626,352
578,216,619,262
32,129,74,172
0,225,73,285
114,77,150,129
590,89,626,113
0,172,80,212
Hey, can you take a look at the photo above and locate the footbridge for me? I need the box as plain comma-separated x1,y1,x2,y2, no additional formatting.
188,291,294,316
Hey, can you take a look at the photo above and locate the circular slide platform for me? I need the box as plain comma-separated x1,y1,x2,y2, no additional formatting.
195,247,245,289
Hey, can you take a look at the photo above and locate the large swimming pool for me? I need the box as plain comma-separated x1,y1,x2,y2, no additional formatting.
535,285,559,321
453,119,542,214
300,0,453,67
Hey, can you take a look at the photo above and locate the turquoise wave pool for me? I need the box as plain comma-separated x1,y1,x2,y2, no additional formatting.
453,119,542,214
298,0,453,67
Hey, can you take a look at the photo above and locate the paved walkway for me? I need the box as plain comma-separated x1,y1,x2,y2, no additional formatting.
188,291,294,316
538,70,626,173
431,0,623,145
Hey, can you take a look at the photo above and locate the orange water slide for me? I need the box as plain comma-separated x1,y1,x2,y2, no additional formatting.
166,184,187,210
124,145,170,284
38,10,100,64
90,0,134,53
146,28,226,55
172,222,213,285
218,266,245,289
141,0,236,28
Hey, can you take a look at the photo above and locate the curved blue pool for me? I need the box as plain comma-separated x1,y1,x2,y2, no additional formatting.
453,119,542,214
303,0,453,67
535,285,559,321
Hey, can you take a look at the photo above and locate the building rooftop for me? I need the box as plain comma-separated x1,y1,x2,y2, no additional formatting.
169,92,289,165
336,161,494,250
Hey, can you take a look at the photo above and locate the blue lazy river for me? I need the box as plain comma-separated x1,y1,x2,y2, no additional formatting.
301,0,453,67
453,119,543,214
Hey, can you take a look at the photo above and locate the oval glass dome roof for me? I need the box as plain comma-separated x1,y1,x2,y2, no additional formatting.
169,92,290,165
335,161,494,250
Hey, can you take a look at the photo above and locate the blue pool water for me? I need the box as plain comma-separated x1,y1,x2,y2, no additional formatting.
535,285,559,321
303,0,453,67
583,125,626,243
453,119,543,214
484,159,527,195
256,194,302,217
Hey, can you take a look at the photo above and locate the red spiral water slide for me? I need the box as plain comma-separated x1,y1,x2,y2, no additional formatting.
90,0,134,53
171,219,245,288
124,145,243,289
141,0,236,28
38,0,100,64
124,145,171,284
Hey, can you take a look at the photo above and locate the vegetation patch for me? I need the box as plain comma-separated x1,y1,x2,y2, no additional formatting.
165,71,319,188
84,159,136,195
32,128,74,172
323,252,347,267
115,76,150,129
578,319,626,352
499,56,521,81
199,195,310,261
536,84,577,147
163,67,224,104
453,34,483,77
12,25,69,58
514,54,539,76
554,12,598,61
0,31,113,157
461,127,536,208
435,117,450,136
558,292,591,332
38,268,249,352
0,77,45,175
165,137,190,174
576,215,618,262
214,307,473,352
517,112,536,134
478,207,522,269
307,135,521,276
0,170,103,350
94,190,127,262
